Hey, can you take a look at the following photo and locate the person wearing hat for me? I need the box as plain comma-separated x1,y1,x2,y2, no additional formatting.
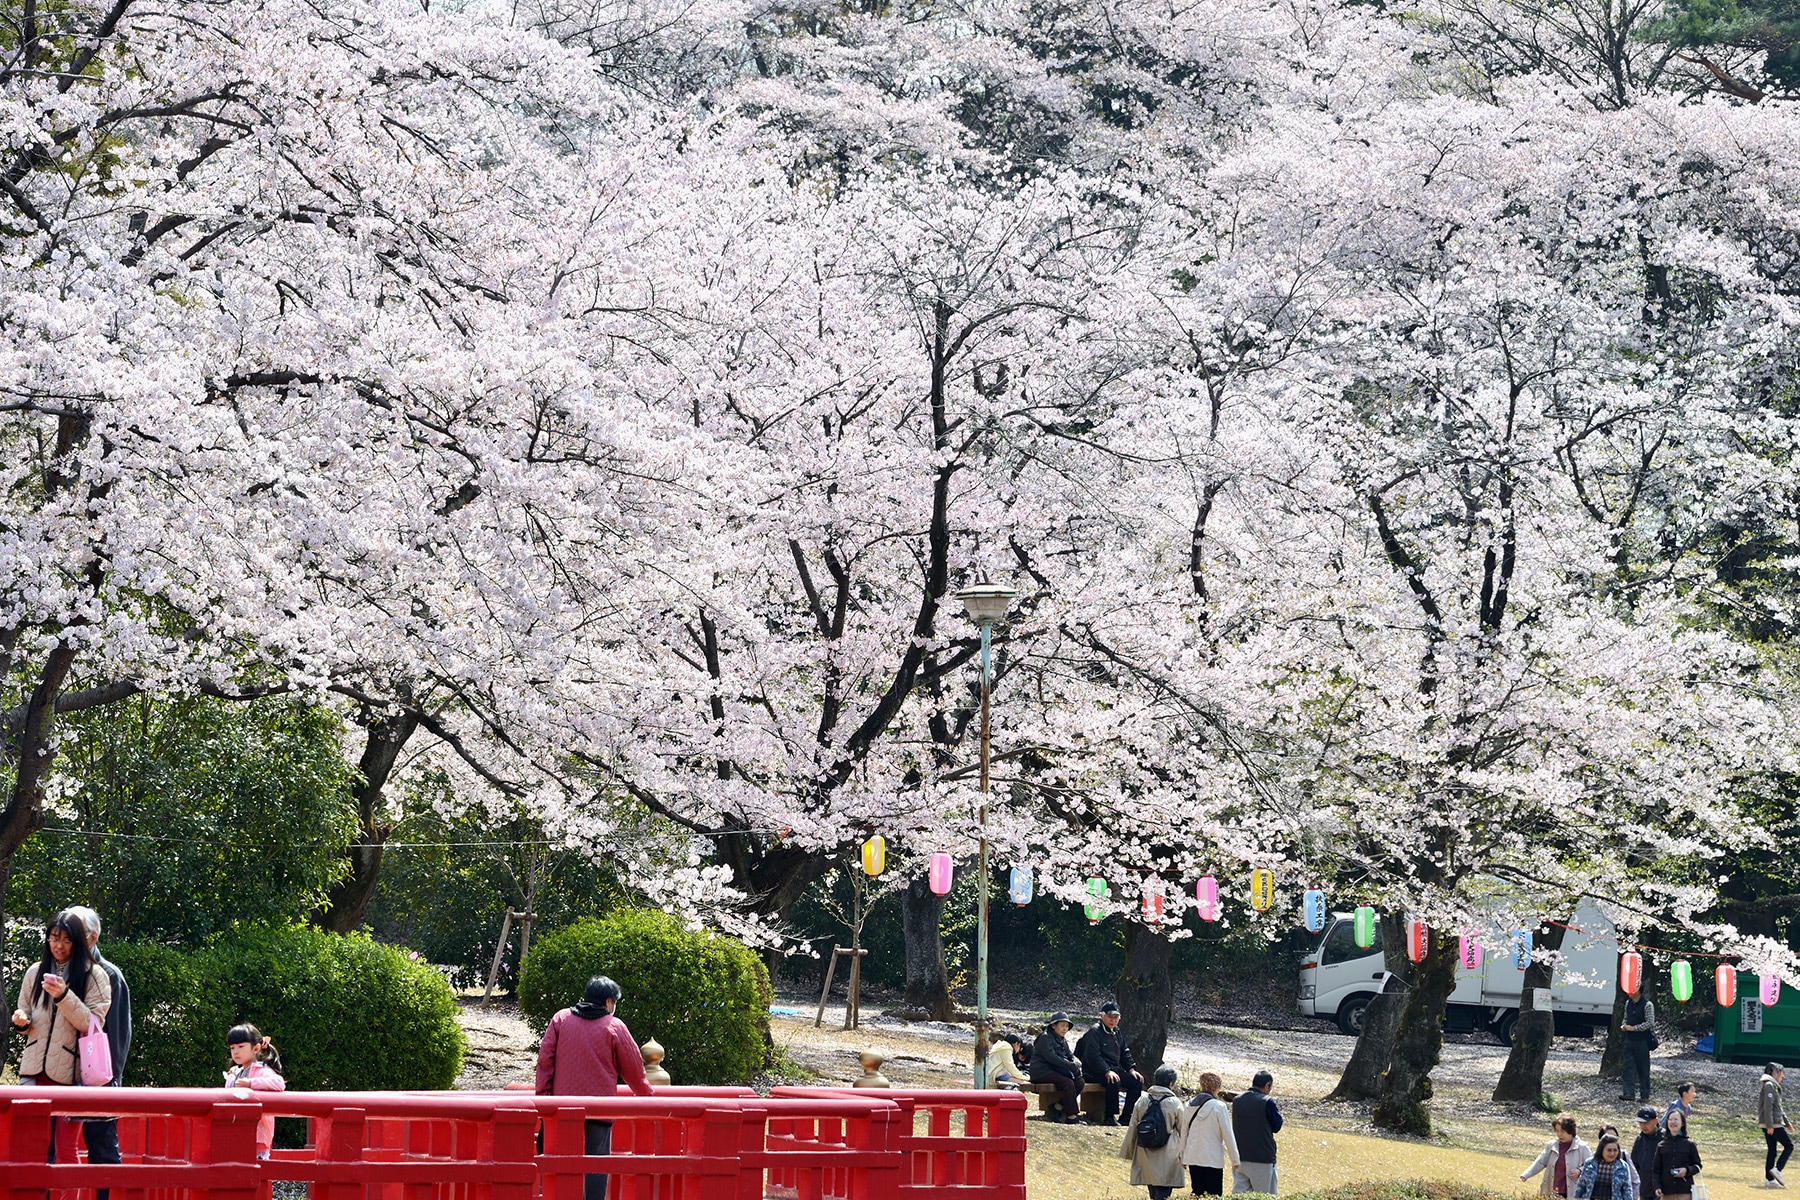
1119,1065,1187,1199
1077,1001,1144,1126
1030,1013,1084,1123
1632,1107,1662,1200
535,976,654,1200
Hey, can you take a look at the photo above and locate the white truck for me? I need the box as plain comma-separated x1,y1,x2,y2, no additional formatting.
1296,901,1619,1042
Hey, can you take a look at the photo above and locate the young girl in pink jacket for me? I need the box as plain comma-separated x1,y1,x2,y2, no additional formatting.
224,1023,287,1158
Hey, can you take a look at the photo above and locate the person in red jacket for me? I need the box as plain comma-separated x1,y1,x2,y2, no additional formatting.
535,976,655,1200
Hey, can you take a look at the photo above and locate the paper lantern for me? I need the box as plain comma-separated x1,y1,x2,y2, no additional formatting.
1250,868,1274,913
1716,964,1737,1007
1458,936,1482,970
1196,875,1219,922
1406,920,1428,964
928,852,953,896
861,836,885,877
1512,930,1531,970
1353,906,1376,949
1084,877,1110,924
1303,889,1327,934
1619,951,1643,995
1670,960,1693,1003
1008,866,1034,906
1143,884,1165,922
1763,974,1782,1007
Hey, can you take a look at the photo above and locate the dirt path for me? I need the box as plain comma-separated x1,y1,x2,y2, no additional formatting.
460,998,1780,1200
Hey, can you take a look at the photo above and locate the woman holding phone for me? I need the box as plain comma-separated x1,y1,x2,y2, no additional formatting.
10,909,111,1084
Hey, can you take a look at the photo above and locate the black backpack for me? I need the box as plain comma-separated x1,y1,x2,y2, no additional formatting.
1136,1097,1172,1149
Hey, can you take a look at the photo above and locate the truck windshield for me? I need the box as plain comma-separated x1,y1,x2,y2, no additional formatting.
1320,919,1381,964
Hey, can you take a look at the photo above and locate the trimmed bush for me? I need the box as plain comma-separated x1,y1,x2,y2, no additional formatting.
103,941,232,1087
520,910,769,1086
77,926,464,1091
205,924,465,1091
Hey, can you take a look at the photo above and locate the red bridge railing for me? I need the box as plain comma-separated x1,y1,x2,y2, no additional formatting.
0,1084,1021,1200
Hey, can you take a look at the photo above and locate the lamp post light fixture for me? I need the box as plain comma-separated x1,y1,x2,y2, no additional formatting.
956,578,1015,1088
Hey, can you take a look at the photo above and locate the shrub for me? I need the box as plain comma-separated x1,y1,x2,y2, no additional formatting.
520,910,769,1086
204,924,465,1091
103,940,232,1087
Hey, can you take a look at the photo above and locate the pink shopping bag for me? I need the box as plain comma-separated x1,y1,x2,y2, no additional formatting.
79,1014,112,1086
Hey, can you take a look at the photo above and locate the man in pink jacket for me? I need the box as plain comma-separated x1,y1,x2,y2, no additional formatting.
535,976,654,1200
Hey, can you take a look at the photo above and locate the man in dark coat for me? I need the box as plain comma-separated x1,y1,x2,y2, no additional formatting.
1076,1001,1143,1127
1631,1107,1661,1200
1028,1013,1083,1124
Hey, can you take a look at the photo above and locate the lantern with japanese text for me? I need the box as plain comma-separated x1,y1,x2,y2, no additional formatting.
1353,906,1376,949
1716,965,1737,1007
1196,876,1219,922
1304,890,1327,934
1143,883,1165,922
1085,877,1110,924
1250,869,1274,913
1512,931,1531,970
1670,961,1693,1003
928,852,953,896
1406,920,1428,964
1763,974,1782,1007
1009,866,1033,906
861,836,885,877
1459,937,1482,970
1619,951,1643,995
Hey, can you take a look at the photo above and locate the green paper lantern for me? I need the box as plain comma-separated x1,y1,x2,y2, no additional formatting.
1353,906,1376,949
1671,960,1693,1003
1084,877,1110,924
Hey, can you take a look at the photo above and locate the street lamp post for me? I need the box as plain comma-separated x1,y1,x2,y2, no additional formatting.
956,579,1015,1089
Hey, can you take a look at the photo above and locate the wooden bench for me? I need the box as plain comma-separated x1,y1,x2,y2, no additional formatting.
1019,1081,1108,1119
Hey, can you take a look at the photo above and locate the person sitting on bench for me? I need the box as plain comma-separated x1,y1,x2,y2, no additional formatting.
1077,1001,1144,1127
1029,1013,1083,1123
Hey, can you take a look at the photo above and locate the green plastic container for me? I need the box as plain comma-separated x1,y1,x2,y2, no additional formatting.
1712,970,1800,1064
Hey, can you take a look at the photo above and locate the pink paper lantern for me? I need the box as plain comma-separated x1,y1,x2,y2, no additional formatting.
928,852,953,896
1196,875,1219,922
1458,936,1482,970
1762,974,1782,1007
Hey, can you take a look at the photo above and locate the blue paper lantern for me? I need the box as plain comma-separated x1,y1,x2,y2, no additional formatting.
1512,930,1530,970
1303,889,1326,934
1009,866,1034,906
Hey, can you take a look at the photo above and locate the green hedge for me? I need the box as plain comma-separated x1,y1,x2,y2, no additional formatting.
93,926,464,1090
520,910,769,1086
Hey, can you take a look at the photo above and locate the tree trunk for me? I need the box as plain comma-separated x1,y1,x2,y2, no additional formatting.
902,871,954,1020
316,707,420,933
1598,983,1627,1079
1372,934,1459,1135
1118,923,1174,1073
1494,922,1568,1104
1326,911,1412,1102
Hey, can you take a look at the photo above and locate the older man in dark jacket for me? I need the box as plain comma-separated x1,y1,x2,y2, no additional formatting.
1076,1001,1143,1127
1029,1013,1083,1124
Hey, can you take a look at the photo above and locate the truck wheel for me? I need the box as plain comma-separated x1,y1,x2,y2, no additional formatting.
1338,995,1374,1036
1494,1011,1519,1046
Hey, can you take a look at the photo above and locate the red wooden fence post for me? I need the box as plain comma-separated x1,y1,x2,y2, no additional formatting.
208,1099,263,1200
320,1107,367,1200
734,1105,766,1200
2,1097,53,1200
542,1105,586,1200
694,1107,740,1200
490,1106,540,1200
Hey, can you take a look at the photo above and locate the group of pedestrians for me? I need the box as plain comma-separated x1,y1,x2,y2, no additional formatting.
1114,1066,1284,1199
7,907,287,1166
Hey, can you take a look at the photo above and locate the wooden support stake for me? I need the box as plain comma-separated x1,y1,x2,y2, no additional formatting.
481,909,518,1004
814,948,843,1028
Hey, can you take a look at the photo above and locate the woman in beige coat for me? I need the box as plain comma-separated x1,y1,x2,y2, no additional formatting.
9,910,111,1084
1120,1066,1188,1199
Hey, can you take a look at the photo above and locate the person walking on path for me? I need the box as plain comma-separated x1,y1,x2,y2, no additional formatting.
10,910,111,1085
1078,1002,1145,1127
1028,1013,1083,1124
1523,1114,1591,1198
1620,985,1657,1103
1230,1070,1283,1195
1762,1062,1792,1187
1575,1134,1641,1200
223,1024,286,1159
534,976,654,1200
1118,1065,1186,1200
67,906,130,1200
1178,1070,1239,1197
1651,1109,1702,1200
1632,1107,1662,1200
